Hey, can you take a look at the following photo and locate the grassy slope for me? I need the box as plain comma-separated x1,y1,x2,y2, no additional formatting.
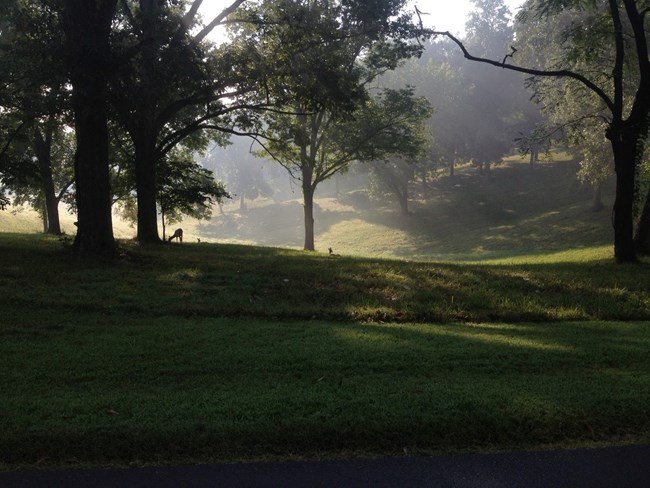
1,156,610,260
192,156,614,260
2,156,648,468
0,234,649,468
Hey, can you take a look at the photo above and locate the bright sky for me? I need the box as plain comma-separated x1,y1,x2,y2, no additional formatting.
198,0,523,41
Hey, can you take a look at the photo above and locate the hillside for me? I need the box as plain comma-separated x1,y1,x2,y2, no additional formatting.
194,155,614,260
0,155,613,260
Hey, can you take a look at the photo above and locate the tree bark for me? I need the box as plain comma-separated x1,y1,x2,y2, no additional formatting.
33,125,62,235
397,190,409,216
590,184,604,212
635,187,650,255
133,0,162,244
63,0,117,255
610,134,638,262
134,134,161,243
302,166,315,251
529,148,538,169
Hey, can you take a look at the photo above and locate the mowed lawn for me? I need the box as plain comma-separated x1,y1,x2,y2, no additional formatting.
1,234,649,469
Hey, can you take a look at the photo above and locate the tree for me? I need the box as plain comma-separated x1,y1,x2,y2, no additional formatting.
204,138,274,211
7,121,75,233
111,0,262,243
62,0,118,254
462,0,531,176
632,150,650,253
247,0,428,250
157,149,230,240
362,90,433,215
0,2,74,234
576,125,614,211
433,0,650,262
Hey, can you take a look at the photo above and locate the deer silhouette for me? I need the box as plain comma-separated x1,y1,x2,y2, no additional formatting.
168,228,183,242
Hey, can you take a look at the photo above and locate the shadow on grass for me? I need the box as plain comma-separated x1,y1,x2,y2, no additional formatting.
2,317,650,466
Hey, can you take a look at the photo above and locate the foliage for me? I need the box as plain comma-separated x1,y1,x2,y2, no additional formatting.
109,0,246,242
246,0,429,250
157,149,230,238
435,0,650,262
0,0,74,232
202,137,275,210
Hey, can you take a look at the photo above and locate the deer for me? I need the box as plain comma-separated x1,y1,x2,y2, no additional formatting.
168,228,183,243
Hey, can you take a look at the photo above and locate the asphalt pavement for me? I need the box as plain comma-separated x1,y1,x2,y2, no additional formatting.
1,444,649,487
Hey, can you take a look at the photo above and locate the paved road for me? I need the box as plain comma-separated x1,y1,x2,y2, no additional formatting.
1,444,649,487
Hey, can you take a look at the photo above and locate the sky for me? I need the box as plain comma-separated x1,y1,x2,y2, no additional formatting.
198,0,524,41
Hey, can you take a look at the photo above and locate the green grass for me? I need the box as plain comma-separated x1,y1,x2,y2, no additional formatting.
1,233,650,469
188,156,615,261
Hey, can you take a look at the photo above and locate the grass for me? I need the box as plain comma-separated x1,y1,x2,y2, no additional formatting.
189,156,615,261
1,233,650,469
0,156,614,261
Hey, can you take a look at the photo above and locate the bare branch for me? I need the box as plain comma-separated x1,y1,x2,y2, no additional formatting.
192,0,246,46
431,30,616,115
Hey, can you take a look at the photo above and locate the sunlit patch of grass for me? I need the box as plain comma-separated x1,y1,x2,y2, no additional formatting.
477,245,614,265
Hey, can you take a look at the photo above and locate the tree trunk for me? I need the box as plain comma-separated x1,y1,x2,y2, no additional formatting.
610,135,638,262
41,202,48,233
133,0,161,244
397,190,409,216
161,208,166,241
635,187,650,255
63,0,117,255
33,126,62,235
134,135,160,243
529,148,538,169
302,166,315,251
590,184,604,212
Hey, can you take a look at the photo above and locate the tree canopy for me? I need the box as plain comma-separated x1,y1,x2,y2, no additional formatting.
433,0,650,262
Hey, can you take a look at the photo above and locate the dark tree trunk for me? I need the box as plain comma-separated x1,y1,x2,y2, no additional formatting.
302,166,315,251
610,134,638,263
449,160,455,177
134,135,160,243
41,202,48,233
33,126,62,235
63,0,117,255
133,0,162,244
635,187,650,255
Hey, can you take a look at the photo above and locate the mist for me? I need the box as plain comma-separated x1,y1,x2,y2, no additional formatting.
189,33,611,260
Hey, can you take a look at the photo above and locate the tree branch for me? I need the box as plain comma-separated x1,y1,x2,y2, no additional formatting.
431,30,616,115
191,0,246,46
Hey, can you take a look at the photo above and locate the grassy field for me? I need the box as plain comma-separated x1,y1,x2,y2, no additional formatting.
0,155,613,261
190,155,614,260
1,233,649,469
